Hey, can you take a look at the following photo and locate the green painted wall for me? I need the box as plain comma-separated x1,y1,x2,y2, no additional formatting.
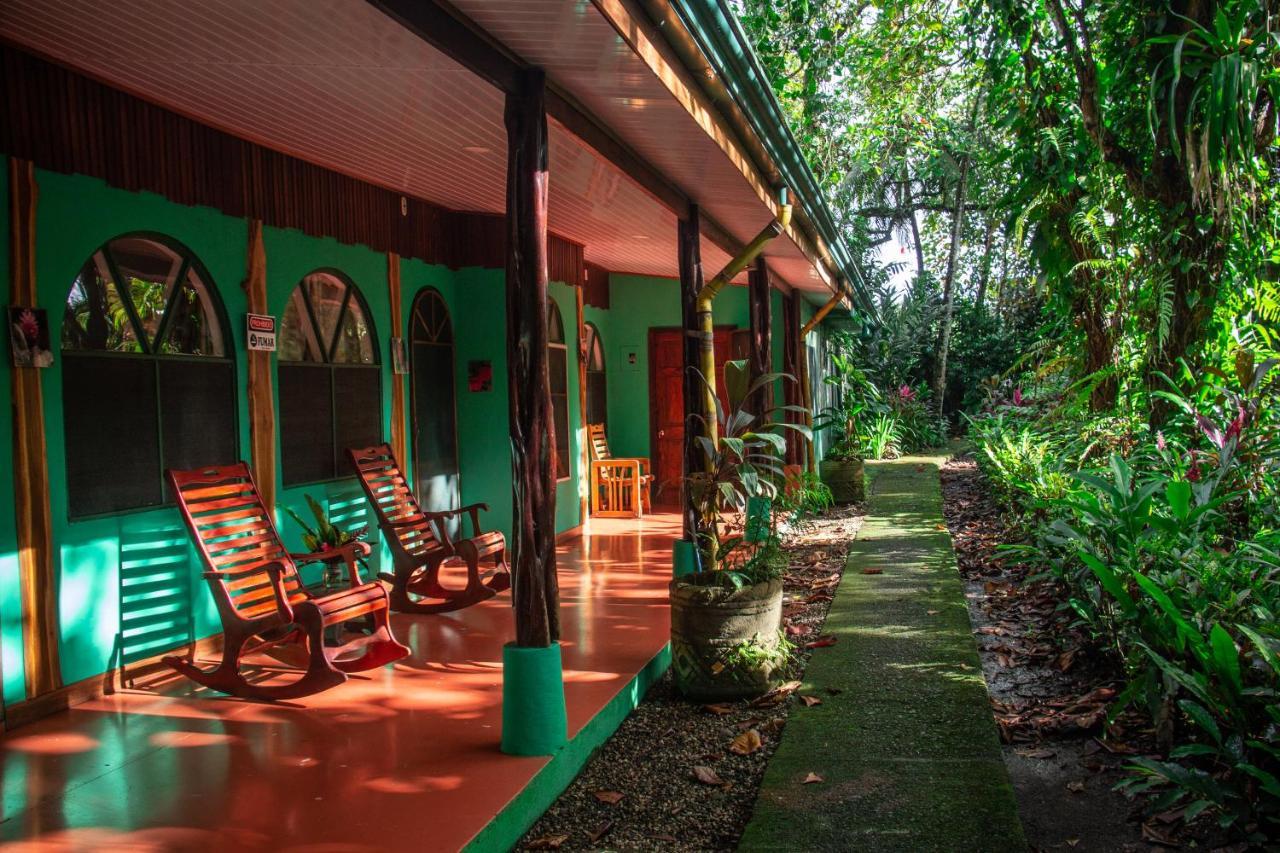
0,155,25,705
603,274,751,459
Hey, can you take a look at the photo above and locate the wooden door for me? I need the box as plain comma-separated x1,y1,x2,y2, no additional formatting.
648,327,734,504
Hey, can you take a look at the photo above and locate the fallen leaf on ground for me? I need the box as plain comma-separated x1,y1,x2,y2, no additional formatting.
927,609,940,615
861,567,884,575
702,703,734,716
527,834,569,850
730,729,763,755
801,772,824,784
1056,649,1077,672
692,765,725,786
649,833,678,843
587,821,615,843
1015,748,1055,759
1066,780,1086,793
805,635,838,649
1141,822,1178,847
710,661,725,675
592,790,624,805
785,623,811,637
799,695,822,707
825,686,844,695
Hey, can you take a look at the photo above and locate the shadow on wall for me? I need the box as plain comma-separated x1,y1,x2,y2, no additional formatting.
114,521,194,689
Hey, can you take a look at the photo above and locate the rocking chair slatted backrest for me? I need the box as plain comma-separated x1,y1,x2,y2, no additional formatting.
587,424,611,461
348,445,446,557
169,463,307,619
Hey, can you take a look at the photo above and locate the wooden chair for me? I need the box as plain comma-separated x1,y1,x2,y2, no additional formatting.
587,423,652,518
164,463,409,701
347,444,509,614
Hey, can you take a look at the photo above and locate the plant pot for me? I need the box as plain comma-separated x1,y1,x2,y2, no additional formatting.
820,456,865,503
501,642,568,756
669,576,784,702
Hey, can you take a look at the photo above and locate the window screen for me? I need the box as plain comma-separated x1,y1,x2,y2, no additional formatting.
584,323,607,429
278,271,381,484
60,235,235,518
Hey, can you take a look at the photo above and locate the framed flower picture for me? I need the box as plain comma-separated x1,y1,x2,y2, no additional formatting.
8,306,52,368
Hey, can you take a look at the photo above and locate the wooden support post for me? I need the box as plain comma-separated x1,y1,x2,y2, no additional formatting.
782,292,802,468
747,258,771,415
505,67,559,648
243,220,276,513
9,158,60,698
574,280,589,523
387,253,408,468
678,205,704,543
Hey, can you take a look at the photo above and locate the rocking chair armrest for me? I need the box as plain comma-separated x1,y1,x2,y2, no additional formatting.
289,542,369,587
423,503,490,541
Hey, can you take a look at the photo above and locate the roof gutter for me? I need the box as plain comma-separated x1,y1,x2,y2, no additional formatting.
643,0,874,316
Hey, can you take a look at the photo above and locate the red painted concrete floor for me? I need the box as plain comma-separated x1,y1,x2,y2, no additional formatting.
0,514,679,852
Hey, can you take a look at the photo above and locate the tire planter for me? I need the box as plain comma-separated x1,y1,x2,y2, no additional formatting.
820,456,865,503
669,576,784,702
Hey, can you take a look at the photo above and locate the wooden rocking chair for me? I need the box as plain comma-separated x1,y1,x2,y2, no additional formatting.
587,423,652,518
347,444,510,614
164,463,409,701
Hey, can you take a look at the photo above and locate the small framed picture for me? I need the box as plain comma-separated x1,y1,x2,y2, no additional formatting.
390,337,409,375
8,306,52,368
468,360,493,392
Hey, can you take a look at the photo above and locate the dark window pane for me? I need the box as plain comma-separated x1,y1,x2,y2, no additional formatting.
332,297,375,364
552,391,570,480
159,360,237,496
334,368,383,461
547,303,564,343
157,270,225,357
62,254,144,352
549,345,568,396
279,364,336,485
63,356,162,516
587,373,607,427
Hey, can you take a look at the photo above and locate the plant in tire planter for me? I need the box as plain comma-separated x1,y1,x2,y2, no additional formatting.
672,361,809,701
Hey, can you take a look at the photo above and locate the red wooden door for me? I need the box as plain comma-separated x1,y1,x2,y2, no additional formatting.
649,328,734,504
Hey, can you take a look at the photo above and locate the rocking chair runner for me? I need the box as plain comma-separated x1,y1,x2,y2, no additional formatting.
587,423,652,518
164,463,409,701
347,444,509,614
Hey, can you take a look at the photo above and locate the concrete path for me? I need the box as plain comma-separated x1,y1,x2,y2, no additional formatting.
739,453,1027,852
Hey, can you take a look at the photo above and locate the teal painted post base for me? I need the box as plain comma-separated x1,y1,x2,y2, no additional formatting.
501,642,569,756
672,539,700,578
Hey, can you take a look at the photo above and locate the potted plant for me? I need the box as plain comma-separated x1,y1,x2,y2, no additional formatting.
670,361,808,701
814,353,879,503
285,494,369,589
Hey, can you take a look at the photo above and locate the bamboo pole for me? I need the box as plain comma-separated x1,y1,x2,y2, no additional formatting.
801,291,843,337
9,158,61,697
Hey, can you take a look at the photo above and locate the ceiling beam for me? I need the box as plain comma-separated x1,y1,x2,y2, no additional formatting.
366,0,743,259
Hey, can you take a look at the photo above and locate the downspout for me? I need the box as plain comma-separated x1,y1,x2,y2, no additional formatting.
696,189,793,460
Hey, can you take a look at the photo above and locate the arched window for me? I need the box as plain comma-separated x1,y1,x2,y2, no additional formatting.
278,270,381,485
584,322,607,428
547,302,570,481
61,234,236,517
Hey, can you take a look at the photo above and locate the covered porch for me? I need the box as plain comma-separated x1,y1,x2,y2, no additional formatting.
0,514,680,852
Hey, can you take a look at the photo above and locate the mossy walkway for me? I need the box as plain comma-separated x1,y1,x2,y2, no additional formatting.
739,453,1027,852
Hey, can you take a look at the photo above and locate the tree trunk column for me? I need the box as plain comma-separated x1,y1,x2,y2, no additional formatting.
678,206,705,543
504,68,559,650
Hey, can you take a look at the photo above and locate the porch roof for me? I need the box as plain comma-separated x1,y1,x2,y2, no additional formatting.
0,0,861,303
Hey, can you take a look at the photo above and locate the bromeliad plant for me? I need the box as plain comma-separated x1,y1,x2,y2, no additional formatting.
685,360,810,585
285,495,369,586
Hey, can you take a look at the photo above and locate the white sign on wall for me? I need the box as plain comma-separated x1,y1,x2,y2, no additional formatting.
246,313,277,352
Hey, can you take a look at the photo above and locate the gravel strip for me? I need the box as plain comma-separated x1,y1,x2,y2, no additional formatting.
518,505,864,852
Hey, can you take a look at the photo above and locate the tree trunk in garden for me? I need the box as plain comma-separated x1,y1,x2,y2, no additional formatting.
747,258,771,417
906,183,925,281
930,150,971,414
504,68,559,649
678,205,705,543
975,216,996,308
